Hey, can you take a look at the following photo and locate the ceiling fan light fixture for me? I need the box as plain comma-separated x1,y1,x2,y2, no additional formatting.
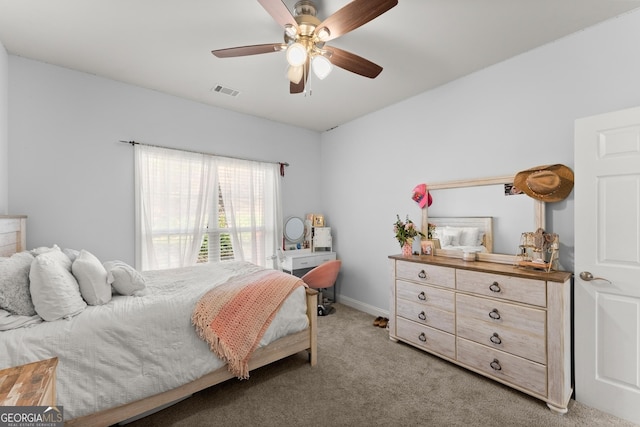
286,42,307,66
316,27,330,42
312,55,332,80
287,65,304,84
284,24,298,38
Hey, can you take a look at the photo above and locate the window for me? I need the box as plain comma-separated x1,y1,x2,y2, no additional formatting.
135,145,282,271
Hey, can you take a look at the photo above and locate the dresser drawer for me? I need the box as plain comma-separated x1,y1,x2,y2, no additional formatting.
396,261,455,289
396,280,455,312
284,252,336,270
456,269,546,307
397,298,455,334
457,338,547,396
457,294,546,364
396,317,456,359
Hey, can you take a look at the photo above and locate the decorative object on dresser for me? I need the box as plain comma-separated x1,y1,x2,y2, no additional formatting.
516,228,559,272
388,255,573,414
393,215,424,257
424,175,543,262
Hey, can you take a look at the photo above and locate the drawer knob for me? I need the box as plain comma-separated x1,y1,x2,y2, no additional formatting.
418,270,427,279
418,311,426,321
488,309,501,320
418,291,427,301
490,359,502,371
490,333,502,345
489,282,501,293
418,332,427,342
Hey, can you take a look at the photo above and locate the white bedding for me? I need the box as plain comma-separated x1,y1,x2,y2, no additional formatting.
0,261,309,420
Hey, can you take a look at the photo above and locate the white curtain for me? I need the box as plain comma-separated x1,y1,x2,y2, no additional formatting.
217,158,283,269
135,145,283,271
135,145,214,271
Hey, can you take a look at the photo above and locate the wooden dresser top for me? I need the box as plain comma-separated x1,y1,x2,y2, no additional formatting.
389,254,572,283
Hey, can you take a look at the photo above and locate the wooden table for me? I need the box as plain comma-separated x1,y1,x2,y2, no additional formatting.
0,357,58,406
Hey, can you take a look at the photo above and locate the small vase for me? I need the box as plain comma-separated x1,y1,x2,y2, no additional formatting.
402,239,413,257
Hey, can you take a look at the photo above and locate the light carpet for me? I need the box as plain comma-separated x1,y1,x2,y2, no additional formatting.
126,303,635,427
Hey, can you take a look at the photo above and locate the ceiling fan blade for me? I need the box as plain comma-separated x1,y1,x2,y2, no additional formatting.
212,43,283,58
258,0,298,29
316,0,397,42
326,46,383,78
290,60,310,94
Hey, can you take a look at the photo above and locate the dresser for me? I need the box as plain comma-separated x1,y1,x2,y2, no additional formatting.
389,255,573,413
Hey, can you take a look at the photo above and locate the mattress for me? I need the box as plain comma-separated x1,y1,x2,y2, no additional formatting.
0,261,309,420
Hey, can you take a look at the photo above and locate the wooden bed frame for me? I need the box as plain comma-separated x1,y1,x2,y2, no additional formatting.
0,215,318,427
428,216,493,253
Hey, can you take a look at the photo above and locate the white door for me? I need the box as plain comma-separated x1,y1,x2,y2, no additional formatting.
574,106,640,424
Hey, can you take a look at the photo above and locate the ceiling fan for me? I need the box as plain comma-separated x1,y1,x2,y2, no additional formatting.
211,0,398,94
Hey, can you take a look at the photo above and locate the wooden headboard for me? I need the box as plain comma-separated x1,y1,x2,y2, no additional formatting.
0,215,27,257
428,217,493,252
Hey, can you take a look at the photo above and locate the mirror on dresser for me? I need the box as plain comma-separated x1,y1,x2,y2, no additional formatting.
423,175,544,263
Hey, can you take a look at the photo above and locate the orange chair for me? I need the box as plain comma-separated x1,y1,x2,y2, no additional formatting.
301,260,342,316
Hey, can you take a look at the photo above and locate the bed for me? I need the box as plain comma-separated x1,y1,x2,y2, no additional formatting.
0,215,317,426
428,217,493,253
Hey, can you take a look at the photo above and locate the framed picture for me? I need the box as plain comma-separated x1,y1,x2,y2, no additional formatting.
313,214,325,227
421,240,436,256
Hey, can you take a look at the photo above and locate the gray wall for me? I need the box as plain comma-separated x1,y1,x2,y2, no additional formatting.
7,57,322,265
320,9,640,315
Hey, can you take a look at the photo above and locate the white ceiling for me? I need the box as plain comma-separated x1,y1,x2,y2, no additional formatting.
1,0,639,132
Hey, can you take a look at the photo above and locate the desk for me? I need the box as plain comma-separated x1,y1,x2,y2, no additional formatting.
282,250,338,308
281,250,336,276
0,357,58,406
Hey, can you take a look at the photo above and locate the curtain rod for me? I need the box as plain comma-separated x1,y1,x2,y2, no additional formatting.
119,140,289,168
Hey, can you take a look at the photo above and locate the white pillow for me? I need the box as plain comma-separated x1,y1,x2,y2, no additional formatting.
440,234,453,247
29,250,86,321
72,250,111,305
103,260,146,296
459,227,480,247
442,227,462,247
30,244,61,256
0,251,37,316
63,248,80,263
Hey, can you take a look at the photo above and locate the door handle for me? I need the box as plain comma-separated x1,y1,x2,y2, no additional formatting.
579,271,612,284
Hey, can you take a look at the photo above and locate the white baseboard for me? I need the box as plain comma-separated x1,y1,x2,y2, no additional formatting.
336,294,389,318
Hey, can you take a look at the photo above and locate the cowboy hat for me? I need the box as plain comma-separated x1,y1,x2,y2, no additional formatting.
513,164,574,202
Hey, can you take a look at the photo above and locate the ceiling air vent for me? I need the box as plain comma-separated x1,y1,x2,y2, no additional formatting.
211,84,240,97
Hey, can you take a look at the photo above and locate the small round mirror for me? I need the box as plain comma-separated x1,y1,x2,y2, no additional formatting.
284,216,305,243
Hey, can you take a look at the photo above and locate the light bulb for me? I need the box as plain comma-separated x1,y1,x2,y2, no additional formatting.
312,55,332,80
286,43,307,67
287,65,303,84
284,24,297,38
316,27,330,42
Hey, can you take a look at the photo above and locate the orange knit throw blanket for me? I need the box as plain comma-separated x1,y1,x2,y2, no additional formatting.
192,269,305,379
